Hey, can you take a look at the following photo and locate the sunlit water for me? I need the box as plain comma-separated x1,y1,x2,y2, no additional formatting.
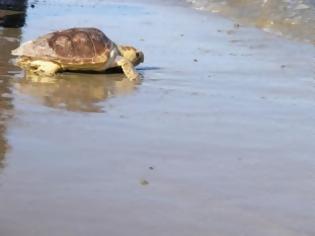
187,0,315,43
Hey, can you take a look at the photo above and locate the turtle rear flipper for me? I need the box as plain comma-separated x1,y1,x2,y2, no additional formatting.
28,60,61,76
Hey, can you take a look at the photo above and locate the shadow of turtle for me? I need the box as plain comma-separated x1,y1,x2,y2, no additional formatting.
65,66,162,74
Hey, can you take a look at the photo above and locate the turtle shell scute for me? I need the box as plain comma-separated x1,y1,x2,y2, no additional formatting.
47,28,113,64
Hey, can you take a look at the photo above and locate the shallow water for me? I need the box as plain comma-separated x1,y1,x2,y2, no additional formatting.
187,0,315,43
0,26,20,170
0,1,140,168
1,1,315,235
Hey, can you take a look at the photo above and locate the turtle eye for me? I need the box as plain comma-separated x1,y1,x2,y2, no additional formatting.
136,52,140,57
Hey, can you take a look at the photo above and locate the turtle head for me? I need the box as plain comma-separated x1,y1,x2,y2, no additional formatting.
118,45,144,66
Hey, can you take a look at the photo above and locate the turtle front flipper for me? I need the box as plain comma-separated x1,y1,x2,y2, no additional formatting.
28,60,61,76
116,57,140,81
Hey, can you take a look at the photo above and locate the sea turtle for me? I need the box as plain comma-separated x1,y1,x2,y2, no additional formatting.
11,27,144,80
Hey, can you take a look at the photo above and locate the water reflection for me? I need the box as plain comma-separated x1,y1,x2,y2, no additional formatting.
0,0,28,169
0,75,12,169
16,73,138,113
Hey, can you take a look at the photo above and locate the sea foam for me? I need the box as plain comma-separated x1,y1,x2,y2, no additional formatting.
187,0,315,43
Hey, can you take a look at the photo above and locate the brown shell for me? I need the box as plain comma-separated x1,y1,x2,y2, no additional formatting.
33,28,114,64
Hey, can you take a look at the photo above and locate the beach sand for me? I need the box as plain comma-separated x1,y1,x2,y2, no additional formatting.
0,1,315,235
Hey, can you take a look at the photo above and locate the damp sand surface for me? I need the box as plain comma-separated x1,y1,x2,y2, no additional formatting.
1,1,315,235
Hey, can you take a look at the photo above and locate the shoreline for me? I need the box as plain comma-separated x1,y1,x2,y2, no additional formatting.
1,1,315,236
186,0,315,44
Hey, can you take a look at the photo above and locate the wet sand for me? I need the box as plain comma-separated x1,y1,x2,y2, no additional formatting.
1,1,315,235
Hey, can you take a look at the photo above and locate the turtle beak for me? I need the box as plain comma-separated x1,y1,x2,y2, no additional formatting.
136,51,144,65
